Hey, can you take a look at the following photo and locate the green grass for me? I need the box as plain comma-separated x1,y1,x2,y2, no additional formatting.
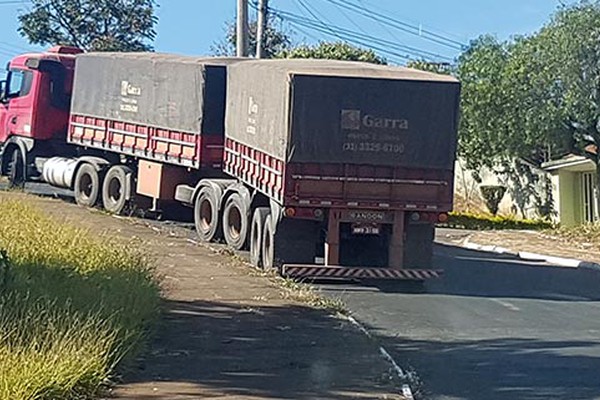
0,200,160,400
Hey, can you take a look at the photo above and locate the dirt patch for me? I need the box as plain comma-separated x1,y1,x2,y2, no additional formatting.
0,191,405,400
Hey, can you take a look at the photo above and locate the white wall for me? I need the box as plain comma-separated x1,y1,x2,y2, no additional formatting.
453,158,552,219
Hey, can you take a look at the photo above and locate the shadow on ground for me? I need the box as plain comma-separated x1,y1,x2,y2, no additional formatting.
429,243,600,301
116,299,401,399
324,244,600,301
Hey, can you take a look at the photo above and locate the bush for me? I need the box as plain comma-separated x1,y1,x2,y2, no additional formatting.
0,200,160,399
441,211,553,230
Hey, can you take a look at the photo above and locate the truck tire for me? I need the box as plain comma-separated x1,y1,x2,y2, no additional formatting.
74,163,101,207
250,207,270,267
263,218,318,270
194,187,222,242
7,147,25,188
262,214,276,270
102,165,131,215
222,193,249,250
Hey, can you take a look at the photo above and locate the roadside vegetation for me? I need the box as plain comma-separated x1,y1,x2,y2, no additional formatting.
442,211,554,231
0,200,160,400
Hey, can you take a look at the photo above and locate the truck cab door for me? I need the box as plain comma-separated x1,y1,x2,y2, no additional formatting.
0,78,8,144
1,69,34,141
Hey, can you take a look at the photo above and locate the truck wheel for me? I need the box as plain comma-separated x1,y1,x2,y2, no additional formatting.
222,193,249,250
250,208,270,267
7,147,25,188
262,214,276,270
194,187,222,242
102,165,131,214
74,163,101,207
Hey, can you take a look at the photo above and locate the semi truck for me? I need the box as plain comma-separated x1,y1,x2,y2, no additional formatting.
0,46,460,281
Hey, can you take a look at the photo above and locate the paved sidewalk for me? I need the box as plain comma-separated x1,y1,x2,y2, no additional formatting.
1,192,404,400
437,228,600,267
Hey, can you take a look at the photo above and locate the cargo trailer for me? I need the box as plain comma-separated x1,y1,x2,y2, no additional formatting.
0,48,460,282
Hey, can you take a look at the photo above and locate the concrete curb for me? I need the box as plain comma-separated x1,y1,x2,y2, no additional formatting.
463,238,600,270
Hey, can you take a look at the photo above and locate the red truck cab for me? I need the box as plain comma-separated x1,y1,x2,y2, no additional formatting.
0,46,81,184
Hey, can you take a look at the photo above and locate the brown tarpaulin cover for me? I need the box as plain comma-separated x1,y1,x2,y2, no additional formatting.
225,59,460,169
72,52,242,135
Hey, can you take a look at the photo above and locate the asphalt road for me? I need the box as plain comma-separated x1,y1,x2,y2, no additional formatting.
10,182,600,399
319,237,600,400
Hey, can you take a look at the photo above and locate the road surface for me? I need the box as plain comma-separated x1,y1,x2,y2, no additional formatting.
319,235,600,400
10,182,600,399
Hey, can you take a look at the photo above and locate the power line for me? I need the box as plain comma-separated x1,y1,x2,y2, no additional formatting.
269,6,453,62
325,0,373,39
322,0,467,50
354,0,468,45
272,11,415,63
340,0,467,49
294,0,346,43
351,0,427,52
0,41,37,53
285,19,406,64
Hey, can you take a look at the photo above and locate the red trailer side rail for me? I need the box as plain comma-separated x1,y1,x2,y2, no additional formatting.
68,114,224,169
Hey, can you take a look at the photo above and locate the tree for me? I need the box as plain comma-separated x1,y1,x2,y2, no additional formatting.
456,3,600,217
211,16,292,58
456,35,512,170
542,3,600,217
278,41,386,64
406,60,452,75
18,0,158,52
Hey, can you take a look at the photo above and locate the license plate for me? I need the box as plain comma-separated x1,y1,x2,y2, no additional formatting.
351,223,380,235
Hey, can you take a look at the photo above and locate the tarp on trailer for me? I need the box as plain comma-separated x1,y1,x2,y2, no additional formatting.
226,59,460,169
71,53,242,134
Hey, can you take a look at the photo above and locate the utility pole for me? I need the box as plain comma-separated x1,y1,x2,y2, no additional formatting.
256,0,268,58
236,0,248,57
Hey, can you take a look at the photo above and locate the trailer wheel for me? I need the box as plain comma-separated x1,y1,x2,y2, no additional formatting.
102,165,131,214
7,147,25,188
74,163,101,207
250,208,270,267
262,214,276,270
194,187,222,242
222,193,249,250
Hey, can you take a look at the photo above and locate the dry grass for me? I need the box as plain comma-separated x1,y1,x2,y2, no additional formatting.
0,200,160,400
546,224,600,252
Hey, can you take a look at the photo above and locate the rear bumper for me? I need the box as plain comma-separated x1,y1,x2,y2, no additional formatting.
281,264,443,281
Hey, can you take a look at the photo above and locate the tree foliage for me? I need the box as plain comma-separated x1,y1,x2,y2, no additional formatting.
211,16,292,58
457,3,600,171
456,2,600,217
278,41,386,64
18,0,158,52
406,60,452,75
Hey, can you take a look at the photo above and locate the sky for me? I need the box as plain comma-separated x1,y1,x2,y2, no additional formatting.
0,0,579,68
